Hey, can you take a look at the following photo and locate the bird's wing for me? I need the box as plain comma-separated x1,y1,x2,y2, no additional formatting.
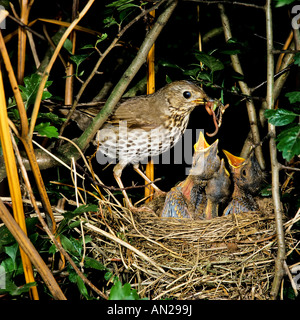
108,97,162,130
161,187,190,218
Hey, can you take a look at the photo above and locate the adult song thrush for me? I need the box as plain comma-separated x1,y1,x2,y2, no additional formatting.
161,132,222,219
223,150,265,215
95,80,215,209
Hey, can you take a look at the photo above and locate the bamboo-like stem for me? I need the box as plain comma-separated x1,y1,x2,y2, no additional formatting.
29,0,95,138
11,136,107,300
17,0,34,83
218,4,265,170
0,29,58,234
0,31,28,137
0,69,39,300
59,0,167,138
64,0,78,106
265,0,286,299
11,134,67,298
0,198,66,300
145,10,156,201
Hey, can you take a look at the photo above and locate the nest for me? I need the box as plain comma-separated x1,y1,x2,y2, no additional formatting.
84,198,299,300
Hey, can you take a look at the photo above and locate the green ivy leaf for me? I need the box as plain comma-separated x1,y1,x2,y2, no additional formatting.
264,109,298,126
194,52,224,72
19,74,52,109
0,278,36,296
34,122,58,138
109,280,140,300
294,53,300,67
103,16,118,28
4,243,19,270
60,234,81,257
37,112,66,125
84,257,106,271
73,204,98,214
276,125,300,161
63,38,73,55
76,275,90,299
0,225,15,250
274,0,296,7
70,53,92,76
285,91,300,104
95,33,108,46
70,53,90,67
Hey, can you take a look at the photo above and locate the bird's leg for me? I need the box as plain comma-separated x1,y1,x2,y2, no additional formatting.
113,163,135,210
113,163,155,212
133,163,166,196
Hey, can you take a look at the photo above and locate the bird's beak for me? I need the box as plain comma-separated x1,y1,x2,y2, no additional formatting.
223,150,245,168
194,131,210,152
194,132,219,158
192,98,206,105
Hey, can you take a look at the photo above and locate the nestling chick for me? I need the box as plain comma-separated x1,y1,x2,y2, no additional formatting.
161,132,220,219
204,159,231,219
223,150,265,215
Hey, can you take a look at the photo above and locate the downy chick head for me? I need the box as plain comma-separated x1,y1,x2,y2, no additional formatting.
223,150,265,195
189,131,221,182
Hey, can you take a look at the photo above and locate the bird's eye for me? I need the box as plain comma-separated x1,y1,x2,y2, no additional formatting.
242,169,247,177
183,91,192,99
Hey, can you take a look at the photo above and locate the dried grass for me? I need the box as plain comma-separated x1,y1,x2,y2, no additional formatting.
84,200,299,300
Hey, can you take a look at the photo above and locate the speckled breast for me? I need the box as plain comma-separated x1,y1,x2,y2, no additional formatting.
96,123,184,165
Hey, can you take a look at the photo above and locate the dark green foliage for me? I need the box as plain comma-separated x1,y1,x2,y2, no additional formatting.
109,279,141,300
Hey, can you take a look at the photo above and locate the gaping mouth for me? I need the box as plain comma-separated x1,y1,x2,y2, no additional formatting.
194,131,211,152
223,149,245,168
204,99,229,137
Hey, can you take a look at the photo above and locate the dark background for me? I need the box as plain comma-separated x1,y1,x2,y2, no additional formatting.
3,0,298,205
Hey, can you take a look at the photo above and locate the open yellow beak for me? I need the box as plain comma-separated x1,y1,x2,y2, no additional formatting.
194,131,210,152
223,150,245,168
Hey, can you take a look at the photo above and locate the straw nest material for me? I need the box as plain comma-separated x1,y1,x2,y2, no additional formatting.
84,197,299,300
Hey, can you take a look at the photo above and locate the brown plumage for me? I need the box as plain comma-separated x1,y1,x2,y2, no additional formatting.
95,81,214,209
161,132,223,219
223,150,265,215
60,80,222,210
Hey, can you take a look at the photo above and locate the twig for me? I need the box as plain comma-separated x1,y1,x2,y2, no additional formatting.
85,222,165,274
29,0,95,138
59,0,168,137
279,164,300,172
75,162,161,191
183,0,264,10
284,261,298,297
74,0,178,152
10,133,66,299
265,0,286,300
7,14,46,40
218,3,265,170
14,136,107,299
250,66,292,94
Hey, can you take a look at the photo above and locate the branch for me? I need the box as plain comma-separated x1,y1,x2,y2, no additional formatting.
0,198,66,300
59,0,168,137
218,4,265,170
72,0,178,152
183,0,264,10
265,0,286,299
